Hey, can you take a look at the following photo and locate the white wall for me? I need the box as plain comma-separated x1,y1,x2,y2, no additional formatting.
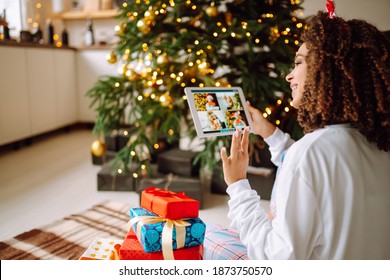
302,0,390,31
64,18,116,48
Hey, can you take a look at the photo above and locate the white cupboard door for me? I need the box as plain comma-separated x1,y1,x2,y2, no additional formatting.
0,47,31,145
26,48,57,135
54,49,77,126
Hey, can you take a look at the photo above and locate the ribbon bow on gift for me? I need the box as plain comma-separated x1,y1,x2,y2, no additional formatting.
129,215,191,260
143,187,192,218
144,187,188,199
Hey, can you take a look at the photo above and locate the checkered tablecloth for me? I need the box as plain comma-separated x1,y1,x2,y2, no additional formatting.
204,223,249,260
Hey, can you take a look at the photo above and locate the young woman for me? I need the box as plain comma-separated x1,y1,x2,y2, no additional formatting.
220,11,390,259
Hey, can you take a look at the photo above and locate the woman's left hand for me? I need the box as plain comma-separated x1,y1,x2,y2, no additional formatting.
220,127,250,186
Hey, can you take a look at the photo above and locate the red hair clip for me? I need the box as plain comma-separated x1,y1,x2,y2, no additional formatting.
326,0,336,19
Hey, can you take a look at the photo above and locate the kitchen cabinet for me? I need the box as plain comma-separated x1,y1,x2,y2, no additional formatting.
0,44,118,146
54,49,78,127
0,45,77,145
26,48,58,135
0,47,31,145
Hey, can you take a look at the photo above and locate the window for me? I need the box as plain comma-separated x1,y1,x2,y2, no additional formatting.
0,0,22,38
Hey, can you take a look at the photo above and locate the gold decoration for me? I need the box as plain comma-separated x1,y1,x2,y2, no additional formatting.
137,19,151,34
115,23,127,36
156,53,169,65
225,12,233,26
159,93,172,107
118,64,128,76
125,68,137,81
122,49,131,62
189,14,203,27
144,9,156,21
91,140,106,157
198,61,211,75
206,6,218,17
106,52,118,64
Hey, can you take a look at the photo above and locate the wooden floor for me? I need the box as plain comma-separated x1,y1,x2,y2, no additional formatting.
0,128,237,241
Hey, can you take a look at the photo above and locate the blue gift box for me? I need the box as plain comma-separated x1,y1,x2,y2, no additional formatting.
129,207,206,253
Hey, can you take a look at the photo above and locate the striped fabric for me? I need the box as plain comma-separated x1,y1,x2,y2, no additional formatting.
0,201,249,260
204,223,249,260
0,201,130,260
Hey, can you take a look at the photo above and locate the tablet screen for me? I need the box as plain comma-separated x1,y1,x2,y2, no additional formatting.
184,87,253,138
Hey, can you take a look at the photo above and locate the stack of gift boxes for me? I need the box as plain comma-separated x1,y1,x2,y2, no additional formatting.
79,187,205,260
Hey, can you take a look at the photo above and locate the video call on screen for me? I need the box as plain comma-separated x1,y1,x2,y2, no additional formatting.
192,89,249,134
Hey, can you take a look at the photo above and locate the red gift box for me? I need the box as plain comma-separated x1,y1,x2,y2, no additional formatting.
119,229,203,260
140,187,199,219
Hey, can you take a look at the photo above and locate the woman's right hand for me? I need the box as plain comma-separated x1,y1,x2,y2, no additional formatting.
247,102,276,139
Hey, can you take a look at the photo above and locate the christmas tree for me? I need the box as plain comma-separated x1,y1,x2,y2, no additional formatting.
87,0,305,177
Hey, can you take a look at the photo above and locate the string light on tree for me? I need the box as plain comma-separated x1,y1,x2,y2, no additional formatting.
86,0,305,175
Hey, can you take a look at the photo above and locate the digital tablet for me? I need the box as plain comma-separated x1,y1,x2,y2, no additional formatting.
184,87,253,138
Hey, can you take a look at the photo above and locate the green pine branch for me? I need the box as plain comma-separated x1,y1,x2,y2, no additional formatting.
87,0,306,175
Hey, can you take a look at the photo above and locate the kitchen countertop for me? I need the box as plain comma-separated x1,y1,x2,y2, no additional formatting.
0,40,112,51
0,40,77,50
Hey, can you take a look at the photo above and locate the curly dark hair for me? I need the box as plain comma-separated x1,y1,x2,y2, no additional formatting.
298,11,390,151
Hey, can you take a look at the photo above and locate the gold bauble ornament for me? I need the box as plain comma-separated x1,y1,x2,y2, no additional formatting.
206,6,218,17
159,93,172,107
137,19,151,34
156,53,169,65
106,52,118,64
144,9,156,21
91,140,106,157
116,23,127,36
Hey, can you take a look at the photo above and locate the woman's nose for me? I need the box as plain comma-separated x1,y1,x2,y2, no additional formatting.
285,70,293,83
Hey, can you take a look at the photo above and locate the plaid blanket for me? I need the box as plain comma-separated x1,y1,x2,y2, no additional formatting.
0,201,248,260
0,201,130,260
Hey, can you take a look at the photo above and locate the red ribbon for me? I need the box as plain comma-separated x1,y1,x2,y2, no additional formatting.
326,0,336,19
144,187,188,199
144,187,190,217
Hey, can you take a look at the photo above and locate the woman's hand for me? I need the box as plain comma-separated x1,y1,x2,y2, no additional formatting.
220,127,250,186
247,102,276,139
